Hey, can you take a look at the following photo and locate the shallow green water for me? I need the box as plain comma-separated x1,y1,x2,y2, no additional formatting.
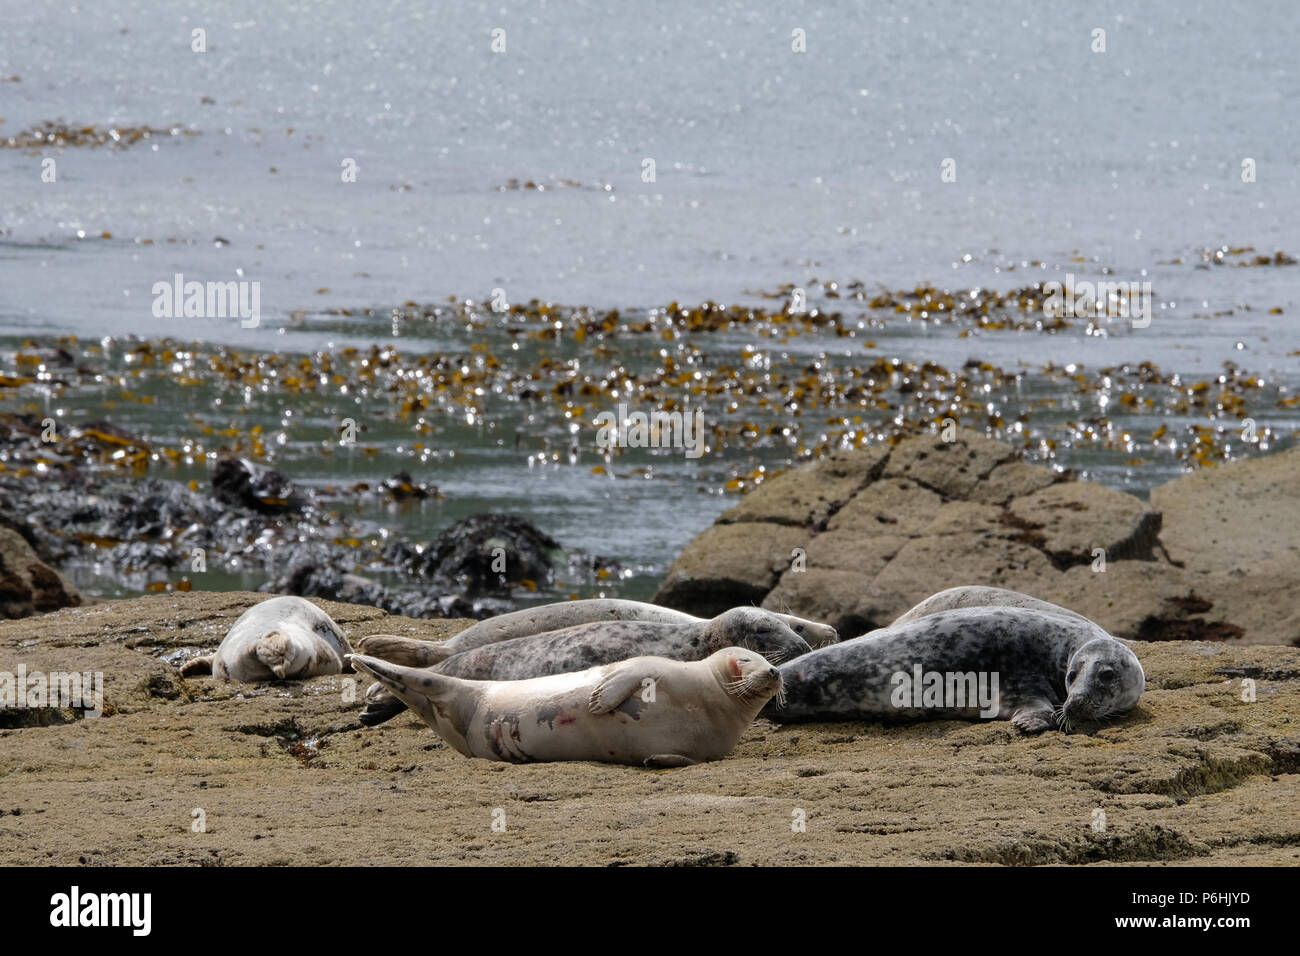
2,294,1297,605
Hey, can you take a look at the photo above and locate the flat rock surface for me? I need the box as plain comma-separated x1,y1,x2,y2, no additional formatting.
2,592,1298,866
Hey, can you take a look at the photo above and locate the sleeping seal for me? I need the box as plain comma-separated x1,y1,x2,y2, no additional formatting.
891,585,1105,632
363,599,837,666
762,605,1144,733
355,606,811,726
178,595,352,682
349,646,783,766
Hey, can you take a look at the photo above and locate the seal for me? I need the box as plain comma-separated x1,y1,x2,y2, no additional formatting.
355,606,812,726
891,585,1103,632
762,605,1144,733
178,595,353,682
379,599,838,664
349,646,783,766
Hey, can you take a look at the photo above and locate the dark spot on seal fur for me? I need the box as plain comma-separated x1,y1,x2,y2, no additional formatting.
615,696,644,720
486,713,526,761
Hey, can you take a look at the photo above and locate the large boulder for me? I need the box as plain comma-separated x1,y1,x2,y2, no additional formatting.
881,431,1018,498
1040,561,1243,643
0,527,81,619
1006,481,1162,568
654,522,809,617
1151,446,1300,574
717,446,889,528
655,431,1300,644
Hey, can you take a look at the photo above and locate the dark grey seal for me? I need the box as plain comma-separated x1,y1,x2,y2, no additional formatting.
761,605,1145,733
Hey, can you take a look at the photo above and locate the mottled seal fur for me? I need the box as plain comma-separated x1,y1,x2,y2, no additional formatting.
762,605,1144,733
892,585,1103,632
178,596,352,682
349,646,783,766
356,607,812,726
426,599,839,660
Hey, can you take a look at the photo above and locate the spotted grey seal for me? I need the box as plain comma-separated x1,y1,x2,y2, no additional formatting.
762,605,1144,733
892,585,1104,632
349,646,783,766
178,595,353,682
374,599,838,664
355,606,812,726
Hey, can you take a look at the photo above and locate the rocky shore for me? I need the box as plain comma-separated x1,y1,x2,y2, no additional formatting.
1,591,1297,865
655,431,1300,646
3,438,1297,865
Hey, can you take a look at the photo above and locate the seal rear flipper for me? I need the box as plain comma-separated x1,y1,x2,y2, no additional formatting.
644,754,695,768
359,684,409,726
589,662,657,715
768,613,839,646
179,655,214,677
354,634,452,667
347,654,461,718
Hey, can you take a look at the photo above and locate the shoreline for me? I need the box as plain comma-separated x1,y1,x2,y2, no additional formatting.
2,591,1297,866
3,313,1297,613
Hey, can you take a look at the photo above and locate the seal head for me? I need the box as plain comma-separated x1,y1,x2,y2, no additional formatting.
708,646,784,707
1062,638,1145,730
704,607,812,663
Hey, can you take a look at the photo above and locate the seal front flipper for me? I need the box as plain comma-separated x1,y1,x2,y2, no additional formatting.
354,634,453,667
589,662,658,715
179,655,213,677
1010,703,1056,735
644,754,695,768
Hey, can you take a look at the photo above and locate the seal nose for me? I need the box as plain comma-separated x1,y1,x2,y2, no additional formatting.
768,666,779,678
1063,697,1091,722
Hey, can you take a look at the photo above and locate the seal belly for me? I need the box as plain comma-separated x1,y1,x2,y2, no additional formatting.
475,677,718,764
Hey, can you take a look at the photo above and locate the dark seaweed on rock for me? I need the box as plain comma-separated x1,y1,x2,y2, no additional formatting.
212,457,303,514
0,414,600,619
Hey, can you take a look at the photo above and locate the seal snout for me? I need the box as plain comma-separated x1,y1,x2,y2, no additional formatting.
1062,695,1094,723
347,653,393,686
